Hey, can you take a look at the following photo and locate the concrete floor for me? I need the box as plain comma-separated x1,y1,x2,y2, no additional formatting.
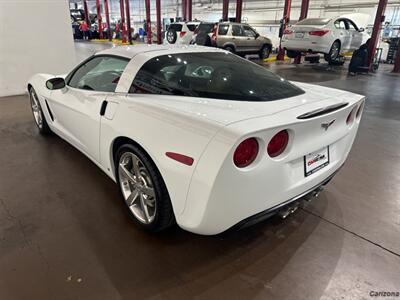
0,42,400,300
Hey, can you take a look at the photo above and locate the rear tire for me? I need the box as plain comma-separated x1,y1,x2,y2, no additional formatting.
29,87,51,135
286,49,300,58
115,143,175,232
224,45,235,53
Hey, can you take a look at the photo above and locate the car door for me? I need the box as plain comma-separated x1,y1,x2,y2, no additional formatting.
231,24,247,52
47,55,129,162
334,19,351,51
346,19,363,50
242,25,260,52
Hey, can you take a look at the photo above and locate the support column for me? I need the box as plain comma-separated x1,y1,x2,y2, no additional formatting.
119,0,127,43
367,0,388,69
83,0,90,26
294,0,309,64
104,0,111,41
393,45,400,72
277,0,292,61
182,0,187,21
222,0,229,21
145,0,152,44
235,0,242,23
96,0,103,39
156,0,162,44
125,0,132,44
187,0,192,21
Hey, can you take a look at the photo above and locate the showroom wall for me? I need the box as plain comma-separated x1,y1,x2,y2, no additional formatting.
81,0,400,38
0,0,76,97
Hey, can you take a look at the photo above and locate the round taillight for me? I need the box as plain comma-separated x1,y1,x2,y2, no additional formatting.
233,138,259,168
267,130,289,158
346,107,357,125
356,102,364,119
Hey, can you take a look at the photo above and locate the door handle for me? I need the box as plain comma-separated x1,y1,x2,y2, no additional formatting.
100,100,108,116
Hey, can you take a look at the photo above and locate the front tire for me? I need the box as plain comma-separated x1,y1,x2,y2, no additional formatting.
29,87,51,135
115,143,175,232
259,45,271,59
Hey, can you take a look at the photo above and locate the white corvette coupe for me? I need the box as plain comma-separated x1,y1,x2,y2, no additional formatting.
281,16,369,62
28,45,364,235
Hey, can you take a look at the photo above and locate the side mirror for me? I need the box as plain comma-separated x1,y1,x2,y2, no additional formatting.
358,28,365,32
255,33,260,39
46,77,66,90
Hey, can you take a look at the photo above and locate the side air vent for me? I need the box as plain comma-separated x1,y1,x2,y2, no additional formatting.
297,103,348,120
45,99,54,121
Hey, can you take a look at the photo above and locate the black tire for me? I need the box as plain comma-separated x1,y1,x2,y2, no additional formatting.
224,45,235,53
259,44,271,59
29,87,51,135
115,143,175,232
324,40,341,63
286,50,300,58
166,29,177,44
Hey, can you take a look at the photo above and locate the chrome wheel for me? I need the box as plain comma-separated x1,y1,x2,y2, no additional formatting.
330,42,340,60
118,152,156,224
30,89,43,129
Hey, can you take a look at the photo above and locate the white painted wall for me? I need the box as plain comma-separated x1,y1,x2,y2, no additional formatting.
0,0,76,97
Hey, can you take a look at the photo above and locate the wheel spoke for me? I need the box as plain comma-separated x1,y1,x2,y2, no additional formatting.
120,164,137,184
126,190,138,206
139,193,151,223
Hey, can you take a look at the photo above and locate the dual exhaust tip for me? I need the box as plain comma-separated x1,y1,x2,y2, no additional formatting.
278,187,323,219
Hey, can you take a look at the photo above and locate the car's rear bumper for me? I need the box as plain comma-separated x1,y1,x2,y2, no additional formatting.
227,166,339,231
281,39,330,54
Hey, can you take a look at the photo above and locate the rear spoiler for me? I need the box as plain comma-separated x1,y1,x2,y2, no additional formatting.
297,103,348,119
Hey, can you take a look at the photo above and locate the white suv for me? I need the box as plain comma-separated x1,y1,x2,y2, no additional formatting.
281,16,369,62
164,22,200,45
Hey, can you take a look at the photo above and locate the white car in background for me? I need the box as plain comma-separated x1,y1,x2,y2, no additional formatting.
27,45,364,235
281,16,369,62
164,21,200,45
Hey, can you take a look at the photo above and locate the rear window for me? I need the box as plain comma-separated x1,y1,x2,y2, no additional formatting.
218,24,229,35
296,18,331,26
168,24,183,31
129,53,304,102
198,23,215,33
186,24,197,31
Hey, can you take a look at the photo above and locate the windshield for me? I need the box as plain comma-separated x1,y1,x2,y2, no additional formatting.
130,52,304,102
168,24,183,31
296,18,331,26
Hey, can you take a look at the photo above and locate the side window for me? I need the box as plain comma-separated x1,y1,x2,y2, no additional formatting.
334,20,346,30
347,20,359,31
232,25,243,36
243,25,257,37
68,56,129,92
218,24,229,35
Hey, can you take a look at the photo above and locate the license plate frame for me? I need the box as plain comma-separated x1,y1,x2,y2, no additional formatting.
295,32,304,38
304,146,330,177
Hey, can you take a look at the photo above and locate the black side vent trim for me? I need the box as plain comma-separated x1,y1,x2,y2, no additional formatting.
45,99,54,121
297,102,349,120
